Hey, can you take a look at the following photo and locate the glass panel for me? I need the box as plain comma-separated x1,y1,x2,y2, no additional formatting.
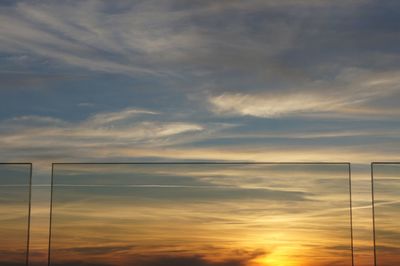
0,163,31,266
49,163,353,266
373,163,400,266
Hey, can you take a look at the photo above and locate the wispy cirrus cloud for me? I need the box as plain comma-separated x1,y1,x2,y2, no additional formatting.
0,0,375,80
208,69,400,118
87,108,158,125
0,0,203,77
1,108,204,144
1,106,400,165
0,108,202,159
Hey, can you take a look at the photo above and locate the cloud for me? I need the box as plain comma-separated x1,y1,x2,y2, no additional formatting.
0,1,400,165
0,108,204,148
2,0,400,130
68,245,135,256
1,107,400,165
0,0,203,77
87,108,158,125
0,0,383,81
0,107,240,165
208,69,400,118
209,92,343,118
52,246,267,266
127,254,254,266
8,115,66,126
49,252,266,266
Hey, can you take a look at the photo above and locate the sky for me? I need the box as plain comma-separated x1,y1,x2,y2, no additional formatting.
0,0,400,265
0,164,31,266
372,164,400,266
49,163,352,266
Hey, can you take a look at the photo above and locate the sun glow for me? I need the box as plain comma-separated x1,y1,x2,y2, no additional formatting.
253,246,302,266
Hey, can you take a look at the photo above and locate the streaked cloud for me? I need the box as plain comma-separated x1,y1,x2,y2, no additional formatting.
0,0,388,81
87,108,158,126
48,163,351,266
0,108,206,151
1,106,400,166
209,69,400,118
209,92,344,118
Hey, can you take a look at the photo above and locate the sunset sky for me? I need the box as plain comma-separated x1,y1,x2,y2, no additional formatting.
0,164,31,266
49,163,352,266
0,0,400,265
372,163,400,266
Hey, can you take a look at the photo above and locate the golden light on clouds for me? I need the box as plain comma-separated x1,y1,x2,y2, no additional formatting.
372,163,400,266
47,163,353,266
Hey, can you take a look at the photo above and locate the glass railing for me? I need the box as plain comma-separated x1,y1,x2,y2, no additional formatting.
48,163,353,266
372,163,400,266
0,163,32,266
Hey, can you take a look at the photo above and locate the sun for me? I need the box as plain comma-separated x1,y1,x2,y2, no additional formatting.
252,246,302,266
